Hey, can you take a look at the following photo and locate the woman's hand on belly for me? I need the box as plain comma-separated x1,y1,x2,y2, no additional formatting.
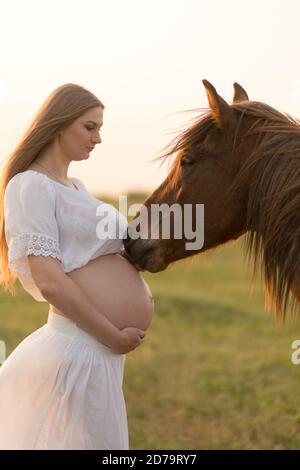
111,326,146,354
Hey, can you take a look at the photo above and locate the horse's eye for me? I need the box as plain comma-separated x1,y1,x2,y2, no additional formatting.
180,155,195,167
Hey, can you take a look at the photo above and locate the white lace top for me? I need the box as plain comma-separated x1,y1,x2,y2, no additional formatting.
4,170,128,302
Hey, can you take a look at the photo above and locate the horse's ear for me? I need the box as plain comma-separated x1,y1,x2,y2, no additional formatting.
233,82,249,102
202,79,234,129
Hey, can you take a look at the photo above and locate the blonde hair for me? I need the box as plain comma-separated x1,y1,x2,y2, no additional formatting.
0,83,104,295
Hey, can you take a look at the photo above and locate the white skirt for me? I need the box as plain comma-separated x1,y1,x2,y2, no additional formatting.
0,309,129,450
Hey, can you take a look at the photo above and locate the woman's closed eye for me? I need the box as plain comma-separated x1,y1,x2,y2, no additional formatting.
85,126,100,132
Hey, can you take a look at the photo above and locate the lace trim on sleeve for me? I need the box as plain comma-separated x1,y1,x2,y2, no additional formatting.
8,233,62,278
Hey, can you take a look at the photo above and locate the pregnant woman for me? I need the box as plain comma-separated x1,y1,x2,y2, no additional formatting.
0,83,154,449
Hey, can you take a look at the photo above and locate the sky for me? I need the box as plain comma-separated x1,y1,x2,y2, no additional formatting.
1,0,300,196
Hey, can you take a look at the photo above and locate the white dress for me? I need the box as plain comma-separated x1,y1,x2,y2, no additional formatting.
0,170,129,450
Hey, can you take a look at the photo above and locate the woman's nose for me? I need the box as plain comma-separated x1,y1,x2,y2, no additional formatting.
93,135,101,144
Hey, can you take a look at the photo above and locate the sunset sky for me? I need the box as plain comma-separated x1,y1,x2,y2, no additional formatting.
1,0,300,196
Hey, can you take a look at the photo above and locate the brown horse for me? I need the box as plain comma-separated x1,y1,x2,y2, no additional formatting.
123,80,300,321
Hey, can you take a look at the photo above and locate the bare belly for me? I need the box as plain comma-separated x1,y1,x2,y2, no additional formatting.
50,253,154,330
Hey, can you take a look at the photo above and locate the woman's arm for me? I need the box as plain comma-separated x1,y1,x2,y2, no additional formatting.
28,256,145,353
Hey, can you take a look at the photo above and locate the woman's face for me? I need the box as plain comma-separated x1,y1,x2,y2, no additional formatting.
60,106,103,161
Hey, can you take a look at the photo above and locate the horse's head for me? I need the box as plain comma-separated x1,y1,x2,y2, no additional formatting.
124,80,252,272
124,80,300,319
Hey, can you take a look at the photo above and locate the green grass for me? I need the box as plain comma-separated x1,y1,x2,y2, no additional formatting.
1,225,300,449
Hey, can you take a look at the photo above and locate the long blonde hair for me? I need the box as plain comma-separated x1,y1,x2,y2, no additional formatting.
0,83,104,295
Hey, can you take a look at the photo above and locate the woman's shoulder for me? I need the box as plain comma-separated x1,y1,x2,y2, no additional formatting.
7,169,47,187
5,170,54,203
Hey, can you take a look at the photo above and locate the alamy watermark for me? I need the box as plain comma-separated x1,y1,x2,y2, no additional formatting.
291,340,300,365
95,196,205,251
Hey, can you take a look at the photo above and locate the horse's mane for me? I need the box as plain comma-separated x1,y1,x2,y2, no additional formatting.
154,101,300,321
152,108,214,196
154,107,214,165
233,101,300,322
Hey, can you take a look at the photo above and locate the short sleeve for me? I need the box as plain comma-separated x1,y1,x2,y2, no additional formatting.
4,171,62,280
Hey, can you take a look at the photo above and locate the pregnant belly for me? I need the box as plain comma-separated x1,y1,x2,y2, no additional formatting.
51,253,154,330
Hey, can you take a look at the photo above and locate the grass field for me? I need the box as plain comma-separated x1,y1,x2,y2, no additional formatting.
1,199,300,449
